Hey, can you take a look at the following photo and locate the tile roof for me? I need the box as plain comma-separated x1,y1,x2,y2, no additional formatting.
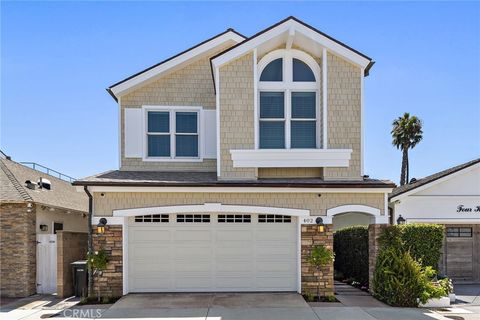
73,170,395,188
390,158,480,199
0,158,87,212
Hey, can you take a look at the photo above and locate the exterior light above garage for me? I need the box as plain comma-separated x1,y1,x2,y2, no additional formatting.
316,217,325,232
97,218,107,234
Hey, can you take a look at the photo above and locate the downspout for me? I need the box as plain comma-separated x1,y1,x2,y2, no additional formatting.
84,186,93,297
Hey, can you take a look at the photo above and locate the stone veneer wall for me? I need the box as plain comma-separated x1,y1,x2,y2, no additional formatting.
368,223,387,293
324,53,362,181
92,226,123,297
0,202,36,297
219,53,256,180
301,224,334,296
57,231,88,298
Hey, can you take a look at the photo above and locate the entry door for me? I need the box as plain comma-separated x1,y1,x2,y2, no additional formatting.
127,213,297,292
36,234,57,294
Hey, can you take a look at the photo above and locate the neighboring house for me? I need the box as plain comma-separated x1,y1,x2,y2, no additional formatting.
390,158,480,283
0,154,88,297
73,17,395,297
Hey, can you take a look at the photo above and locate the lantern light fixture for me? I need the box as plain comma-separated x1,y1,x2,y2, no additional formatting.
97,218,107,234
396,214,406,225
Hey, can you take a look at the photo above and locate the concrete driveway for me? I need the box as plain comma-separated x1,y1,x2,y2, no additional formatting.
96,292,452,320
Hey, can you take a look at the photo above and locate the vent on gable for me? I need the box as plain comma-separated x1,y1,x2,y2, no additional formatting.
37,177,52,190
25,180,36,190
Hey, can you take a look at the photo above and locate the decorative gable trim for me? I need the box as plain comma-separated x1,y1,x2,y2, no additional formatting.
107,29,246,101
211,16,373,78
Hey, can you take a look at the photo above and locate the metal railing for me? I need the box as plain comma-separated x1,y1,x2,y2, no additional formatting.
20,162,76,183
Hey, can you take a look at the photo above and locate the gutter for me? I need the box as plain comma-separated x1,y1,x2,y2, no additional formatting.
83,186,94,297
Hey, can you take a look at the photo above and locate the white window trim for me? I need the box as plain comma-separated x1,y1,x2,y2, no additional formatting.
142,105,203,162
256,49,322,150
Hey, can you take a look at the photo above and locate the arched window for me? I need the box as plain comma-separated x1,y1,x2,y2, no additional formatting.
257,49,320,149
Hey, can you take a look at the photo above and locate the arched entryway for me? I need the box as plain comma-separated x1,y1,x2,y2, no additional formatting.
328,205,387,296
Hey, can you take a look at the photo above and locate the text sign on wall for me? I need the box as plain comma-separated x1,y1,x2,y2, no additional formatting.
457,205,480,213
300,217,317,225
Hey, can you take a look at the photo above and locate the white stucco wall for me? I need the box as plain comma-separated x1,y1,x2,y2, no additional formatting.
392,164,480,224
36,206,88,235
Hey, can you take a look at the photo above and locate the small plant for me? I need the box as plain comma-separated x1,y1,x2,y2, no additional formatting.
87,250,108,272
307,245,334,299
303,289,315,302
324,295,337,302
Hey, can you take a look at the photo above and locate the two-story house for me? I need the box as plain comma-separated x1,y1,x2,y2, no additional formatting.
74,17,395,297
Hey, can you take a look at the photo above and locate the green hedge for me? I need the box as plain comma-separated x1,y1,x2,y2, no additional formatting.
400,224,444,270
333,226,369,285
373,224,446,307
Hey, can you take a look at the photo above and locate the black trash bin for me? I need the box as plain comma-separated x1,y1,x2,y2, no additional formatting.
71,260,88,297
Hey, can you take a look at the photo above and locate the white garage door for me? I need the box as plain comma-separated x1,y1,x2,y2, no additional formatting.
127,213,297,292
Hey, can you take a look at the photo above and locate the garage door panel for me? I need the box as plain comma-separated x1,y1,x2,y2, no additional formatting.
216,230,253,241
131,277,173,290
128,214,297,292
130,229,171,242
216,261,253,272
174,230,212,242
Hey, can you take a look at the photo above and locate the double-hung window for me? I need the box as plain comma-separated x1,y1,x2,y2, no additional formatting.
146,108,199,159
258,50,320,149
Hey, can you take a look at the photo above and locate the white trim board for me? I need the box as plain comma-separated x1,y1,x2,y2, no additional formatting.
113,203,310,217
325,204,388,224
86,186,394,194
230,149,352,168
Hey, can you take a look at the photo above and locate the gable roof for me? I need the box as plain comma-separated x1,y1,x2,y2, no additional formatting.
107,29,246,101
0,158,88,212
390,158,480,200
211,16,374,74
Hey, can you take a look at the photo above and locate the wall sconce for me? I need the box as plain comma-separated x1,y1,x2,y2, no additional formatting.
97,218,107,234
396,214,406,225
316,217,325,233
39,224,48,232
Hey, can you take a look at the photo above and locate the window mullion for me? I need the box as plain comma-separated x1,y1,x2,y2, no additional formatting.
285,90,291,149
171,111,175,158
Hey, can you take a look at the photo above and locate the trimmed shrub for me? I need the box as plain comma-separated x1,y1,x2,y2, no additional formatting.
400,224,444,270
373,224,448,307
334,226,369,285
373,248,446,307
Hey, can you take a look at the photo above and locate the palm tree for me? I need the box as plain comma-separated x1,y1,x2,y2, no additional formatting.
391,113,423,186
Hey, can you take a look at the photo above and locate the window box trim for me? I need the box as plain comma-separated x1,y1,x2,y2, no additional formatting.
142,105,204,162
229,148,352,168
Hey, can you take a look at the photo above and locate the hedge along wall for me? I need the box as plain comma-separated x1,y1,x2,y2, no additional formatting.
334,226,369,285
400,224,445,270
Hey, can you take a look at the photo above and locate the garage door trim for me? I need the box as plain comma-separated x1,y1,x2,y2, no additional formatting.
105,203,310,295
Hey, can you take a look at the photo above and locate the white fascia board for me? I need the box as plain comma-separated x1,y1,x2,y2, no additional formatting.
212,22,291,68
88,186,393,194
230,149,352,168
111,31,245,97
211,20,370,70
390,163,480,202
290,20,370,68
405,218,480,224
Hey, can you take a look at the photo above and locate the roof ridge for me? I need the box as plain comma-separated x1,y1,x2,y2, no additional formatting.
0,159,33,202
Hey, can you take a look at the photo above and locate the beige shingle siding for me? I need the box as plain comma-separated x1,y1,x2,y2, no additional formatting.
258,168,323,178
119,46,230,172
93,191,385,217
219,53,257,179
324,53,362,180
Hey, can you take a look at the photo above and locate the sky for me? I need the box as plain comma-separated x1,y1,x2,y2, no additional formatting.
1,1,479,184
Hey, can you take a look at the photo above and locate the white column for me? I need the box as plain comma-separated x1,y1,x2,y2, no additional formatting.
322,48,328,149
